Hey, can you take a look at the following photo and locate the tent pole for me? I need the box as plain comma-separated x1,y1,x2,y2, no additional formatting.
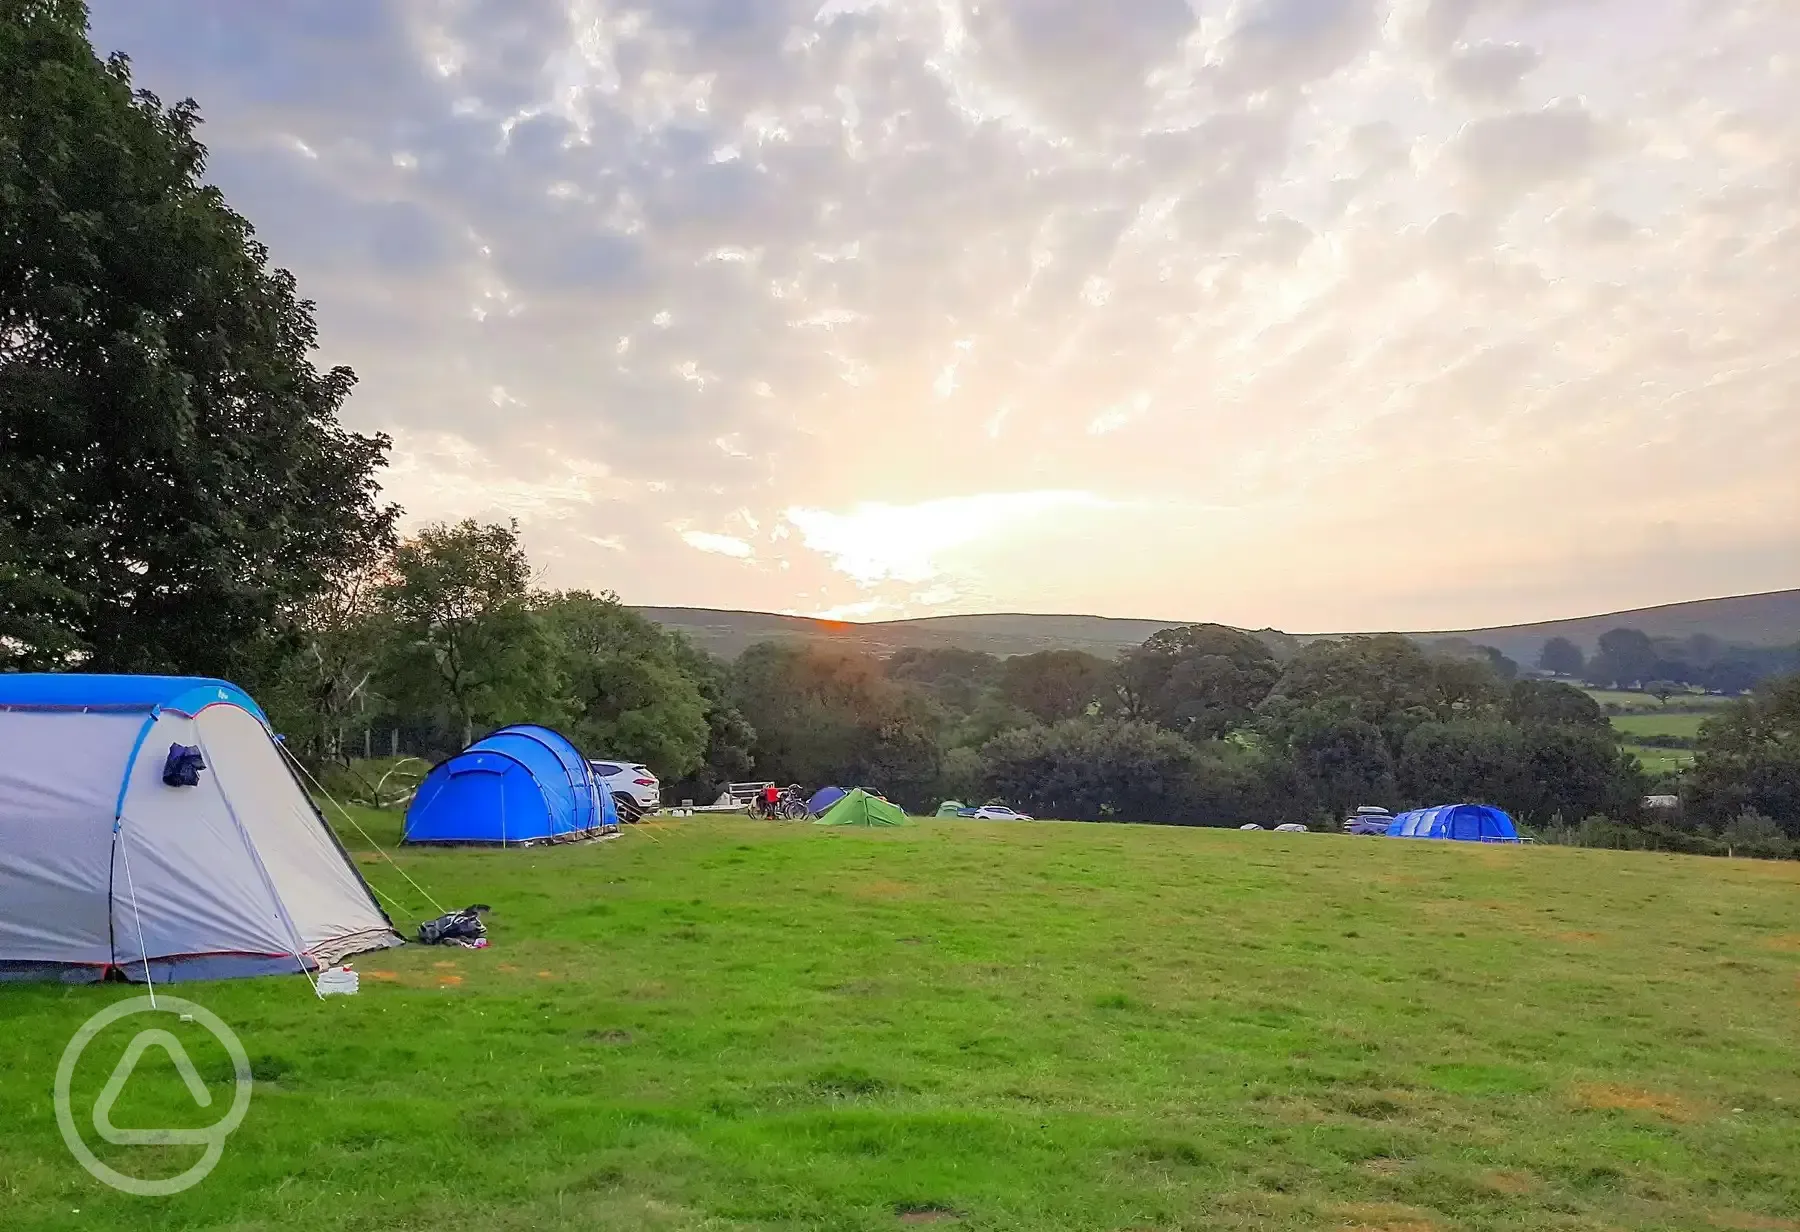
114,822,157,1009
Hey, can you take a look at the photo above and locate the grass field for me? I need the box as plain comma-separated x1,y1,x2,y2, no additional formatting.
1611,713,1710,741
5,814,1800,1231
1583,689,1732,715
1621,744,1696,775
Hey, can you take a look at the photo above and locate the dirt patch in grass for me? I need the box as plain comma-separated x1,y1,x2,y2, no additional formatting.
1330,1201,1441,1232
1480,1169,1539,1195
1554,931,1604,943
1762,935,1800,953
1572,1083,1703,1121
1360,1158,1406,1178
895,1204,959,1224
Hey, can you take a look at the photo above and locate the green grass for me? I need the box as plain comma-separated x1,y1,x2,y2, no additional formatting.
1584,688,1732,714
5,815,1800,1230
1622,744,1696,775
1612,713,1710,740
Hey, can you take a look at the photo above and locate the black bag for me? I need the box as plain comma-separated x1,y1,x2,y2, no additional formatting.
162,744,206,787
418,904,490,946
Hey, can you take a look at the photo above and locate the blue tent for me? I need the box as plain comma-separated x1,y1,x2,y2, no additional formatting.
403,725,617,846
1386,804,1520,843
807,785,847,816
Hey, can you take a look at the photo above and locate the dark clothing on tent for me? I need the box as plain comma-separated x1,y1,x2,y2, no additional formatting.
162,743,205,787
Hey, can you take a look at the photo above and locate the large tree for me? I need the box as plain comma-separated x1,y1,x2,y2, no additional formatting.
1585,628,1657,689
1537,636,1585,678
1683,674,1800,834
999,648,1113,725
377,520,560,748
1119,623,1281,739
0,4,395,672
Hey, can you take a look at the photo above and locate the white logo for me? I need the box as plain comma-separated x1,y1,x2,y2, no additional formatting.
54,996,253,1196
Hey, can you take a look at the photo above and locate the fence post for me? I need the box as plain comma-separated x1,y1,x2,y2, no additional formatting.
391,728,399,757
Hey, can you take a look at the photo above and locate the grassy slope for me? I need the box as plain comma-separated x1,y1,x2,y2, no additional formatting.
5,816,1800,1231
633,589,1800,661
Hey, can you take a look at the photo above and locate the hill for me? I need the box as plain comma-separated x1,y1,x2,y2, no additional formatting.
7,813,1797,1229
635,588,1800,661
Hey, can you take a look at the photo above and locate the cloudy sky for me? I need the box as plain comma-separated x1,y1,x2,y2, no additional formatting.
89,0,1799,632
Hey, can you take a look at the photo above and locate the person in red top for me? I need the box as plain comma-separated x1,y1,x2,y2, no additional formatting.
760,784,780,817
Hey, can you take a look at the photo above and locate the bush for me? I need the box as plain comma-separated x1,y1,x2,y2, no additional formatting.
979,720,1260,825
1720,810,1796,860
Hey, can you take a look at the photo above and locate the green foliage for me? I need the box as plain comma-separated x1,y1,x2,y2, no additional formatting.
1683,674,1800,835
733,641,942,808
978,719,1257,824
1116,623,1280,738
376,519,561,747
0,7,396,672
1587,627,1658,688
1505,678,1611,729
885,646,1002,713
1538,635,1585,677
539,590,708,780
997,648,1113,724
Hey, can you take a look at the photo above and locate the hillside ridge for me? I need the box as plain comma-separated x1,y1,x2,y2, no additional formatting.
634,587,1800,661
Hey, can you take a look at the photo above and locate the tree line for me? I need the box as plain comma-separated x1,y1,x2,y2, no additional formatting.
4,6,1796,852
1537,630,1798,697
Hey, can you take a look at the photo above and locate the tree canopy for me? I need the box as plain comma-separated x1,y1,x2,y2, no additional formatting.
1,3,395,673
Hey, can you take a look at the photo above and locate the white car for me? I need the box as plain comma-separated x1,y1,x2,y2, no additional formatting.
1273,823,1309,833
969,805,1033,821
588,760,660,812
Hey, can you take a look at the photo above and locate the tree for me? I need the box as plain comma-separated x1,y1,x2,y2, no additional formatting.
377,520,560,747
1479,646,1520,682
1510,724,1644,828
1,6,396,673
1538,637,1585,678
539,590,709,780
1397,721,1523,809
1645,680,1679,706
1683,674,1800,835
1282,708,1396,820
1262,634,1503,753
733,642,941,807
998,649,1113,725
1120,623,1281,738
258,558,392,761
978,720,1255,825
1503,679,1611,730
886,647,1001,715
1586,628,1657,689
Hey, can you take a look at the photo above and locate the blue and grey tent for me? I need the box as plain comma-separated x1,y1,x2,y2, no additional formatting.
403,725,616,846
807,785,847,816
0,674,402,983
1386,804,1520,843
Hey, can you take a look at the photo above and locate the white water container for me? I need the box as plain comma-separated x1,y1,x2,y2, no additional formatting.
316,966,360,997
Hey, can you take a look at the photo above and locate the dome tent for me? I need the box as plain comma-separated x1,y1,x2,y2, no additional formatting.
404,725,617,846
934,800,967,817
0,674,403,984
814,788,907,828
807,785,847,816
1386,804,1520,843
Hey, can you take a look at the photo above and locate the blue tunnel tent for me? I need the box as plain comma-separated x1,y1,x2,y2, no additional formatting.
1386,804,1520,843
807,785,847,816
403,725,618,846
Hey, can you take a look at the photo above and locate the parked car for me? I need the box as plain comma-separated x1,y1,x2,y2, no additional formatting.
589,760,660,816
1239,823,1264,830
1273,823,1309,833
967,805,1033,821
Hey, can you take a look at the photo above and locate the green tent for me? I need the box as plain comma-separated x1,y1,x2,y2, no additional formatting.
815,788,907,828
935,800,966,817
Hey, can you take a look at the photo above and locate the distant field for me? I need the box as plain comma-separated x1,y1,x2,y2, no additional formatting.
1584,688,1732,713
5,815,1799,1230
1623,744,1697,775
1613,712,1712,740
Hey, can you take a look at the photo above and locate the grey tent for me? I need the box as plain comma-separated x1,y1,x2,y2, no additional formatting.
0,675,403,983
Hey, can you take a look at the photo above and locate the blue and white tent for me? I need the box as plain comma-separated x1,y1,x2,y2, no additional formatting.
1386,803,1521,843
0,675,403,983
403,725,617,846
807,785,847,816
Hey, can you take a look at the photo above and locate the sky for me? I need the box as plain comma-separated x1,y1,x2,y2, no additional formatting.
87,0,1800,633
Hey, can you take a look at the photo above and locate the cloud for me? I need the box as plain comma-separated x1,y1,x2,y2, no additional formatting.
1441,41,1541,102
79,0,1800,629
680,531,754,559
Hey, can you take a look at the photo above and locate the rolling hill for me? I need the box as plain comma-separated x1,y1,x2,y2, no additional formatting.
635,587,1800,661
